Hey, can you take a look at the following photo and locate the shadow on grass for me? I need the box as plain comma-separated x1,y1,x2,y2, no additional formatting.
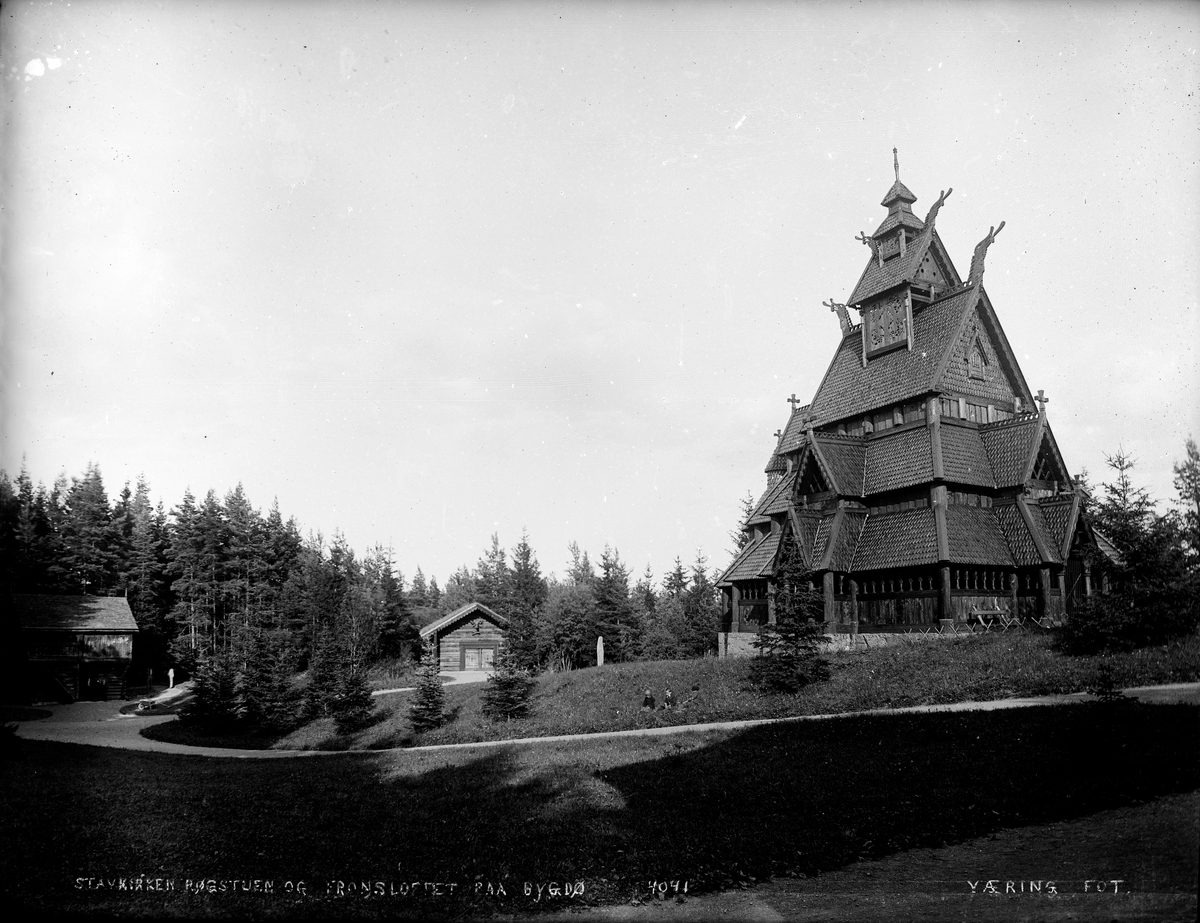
140,718,287,750
0,706,53,722
2,702,1196,918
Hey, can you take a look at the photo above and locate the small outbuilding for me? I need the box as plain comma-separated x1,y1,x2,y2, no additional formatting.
13,594,139,702
419,602,508,672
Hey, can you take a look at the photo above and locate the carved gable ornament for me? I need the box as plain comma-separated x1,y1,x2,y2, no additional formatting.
861,289,914,362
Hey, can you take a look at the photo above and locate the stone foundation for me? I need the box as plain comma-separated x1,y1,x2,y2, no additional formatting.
717,629,967,658
716,632,759,659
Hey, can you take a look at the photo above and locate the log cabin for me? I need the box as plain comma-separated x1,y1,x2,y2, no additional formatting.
13,594,139,701
419,602,509,672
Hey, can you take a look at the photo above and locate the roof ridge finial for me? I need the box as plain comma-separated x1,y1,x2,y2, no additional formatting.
968,220,1005,287
893,147,899,182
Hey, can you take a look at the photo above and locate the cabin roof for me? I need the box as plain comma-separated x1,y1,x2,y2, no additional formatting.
14,595,139,633
418,602,509,639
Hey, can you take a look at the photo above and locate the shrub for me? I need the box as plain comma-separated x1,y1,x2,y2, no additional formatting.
750,615,830,693
331,669,374,734
750,534,830,694
1067,448,1200,654
181,648,239,728
408,648,446,732
1059,582,1199,655
481,651,536,721
1087,658,1127,702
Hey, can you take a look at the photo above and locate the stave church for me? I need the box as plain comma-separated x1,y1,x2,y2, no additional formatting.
718,154,1102,653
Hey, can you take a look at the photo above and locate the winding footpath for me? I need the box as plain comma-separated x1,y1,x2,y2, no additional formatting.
13,681,1200,760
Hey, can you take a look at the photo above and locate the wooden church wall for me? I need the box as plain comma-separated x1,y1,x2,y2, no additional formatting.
854,595,939,627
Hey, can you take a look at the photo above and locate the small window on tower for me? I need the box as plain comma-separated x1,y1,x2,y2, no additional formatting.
969,339,988,380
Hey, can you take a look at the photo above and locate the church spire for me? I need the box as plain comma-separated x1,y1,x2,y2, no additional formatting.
874,149,923,238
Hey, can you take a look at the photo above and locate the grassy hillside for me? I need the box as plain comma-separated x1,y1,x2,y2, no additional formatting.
199,630,1200,752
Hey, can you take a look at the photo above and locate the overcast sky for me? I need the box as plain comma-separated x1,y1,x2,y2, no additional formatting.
3,1,1197,585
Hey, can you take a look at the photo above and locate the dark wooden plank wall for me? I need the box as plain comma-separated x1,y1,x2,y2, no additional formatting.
438,618,506,671
844,592,1045,627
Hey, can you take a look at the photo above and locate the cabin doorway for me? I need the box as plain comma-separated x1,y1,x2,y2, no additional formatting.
460,644,496,670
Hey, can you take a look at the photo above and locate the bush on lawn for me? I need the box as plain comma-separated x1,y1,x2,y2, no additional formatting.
481,651,536,721
1059,589,1198,655
750,534,830,694
408,648,447,732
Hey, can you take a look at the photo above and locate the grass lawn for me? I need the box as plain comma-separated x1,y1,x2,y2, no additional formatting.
145,631,1200,752
3,701,1197,919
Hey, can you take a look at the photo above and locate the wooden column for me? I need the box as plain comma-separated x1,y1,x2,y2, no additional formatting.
823,571,836,631
1084,561,1093,597
848,579,859,635
940,565,953,622
1039,567,1053,623
730,584,741,634
767,583,777,626
1009,571,1019,618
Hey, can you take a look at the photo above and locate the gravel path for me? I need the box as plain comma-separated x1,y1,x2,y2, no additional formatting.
371,669,491,697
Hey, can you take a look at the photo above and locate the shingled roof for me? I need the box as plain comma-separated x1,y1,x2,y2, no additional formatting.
993,503,1042,566
752,473,795,518
944,506,1015,566
790,509,823,568
881,178,918,207
851,509,939,570
980,414,1041,486
1039,496,1079,559
778,409,808,454
940,423,997,487
1024,501,1064,565
864,426,933,494
719,531,783,584
874,208,925,238
823,511,867,571
812,435,867,496
808,286,976,425
848,233,938,306
14,595,139,632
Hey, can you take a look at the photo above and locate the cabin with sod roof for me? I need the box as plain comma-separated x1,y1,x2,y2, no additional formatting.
12,594,139,702
719,153,1104,655
419,602,509,672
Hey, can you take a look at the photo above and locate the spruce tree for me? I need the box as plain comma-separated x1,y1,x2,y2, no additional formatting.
595,546,638,662
1063,450,1198,652
182,647,240,727
750,533,828,693
481,649,536,721
408,647,446,732
1172,437,1200,563
505,531,548,670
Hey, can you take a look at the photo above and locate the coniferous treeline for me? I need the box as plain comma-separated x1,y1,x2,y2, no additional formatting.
0,464,724,688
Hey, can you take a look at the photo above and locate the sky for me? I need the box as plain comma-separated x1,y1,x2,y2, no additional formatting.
2,0,1198,586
